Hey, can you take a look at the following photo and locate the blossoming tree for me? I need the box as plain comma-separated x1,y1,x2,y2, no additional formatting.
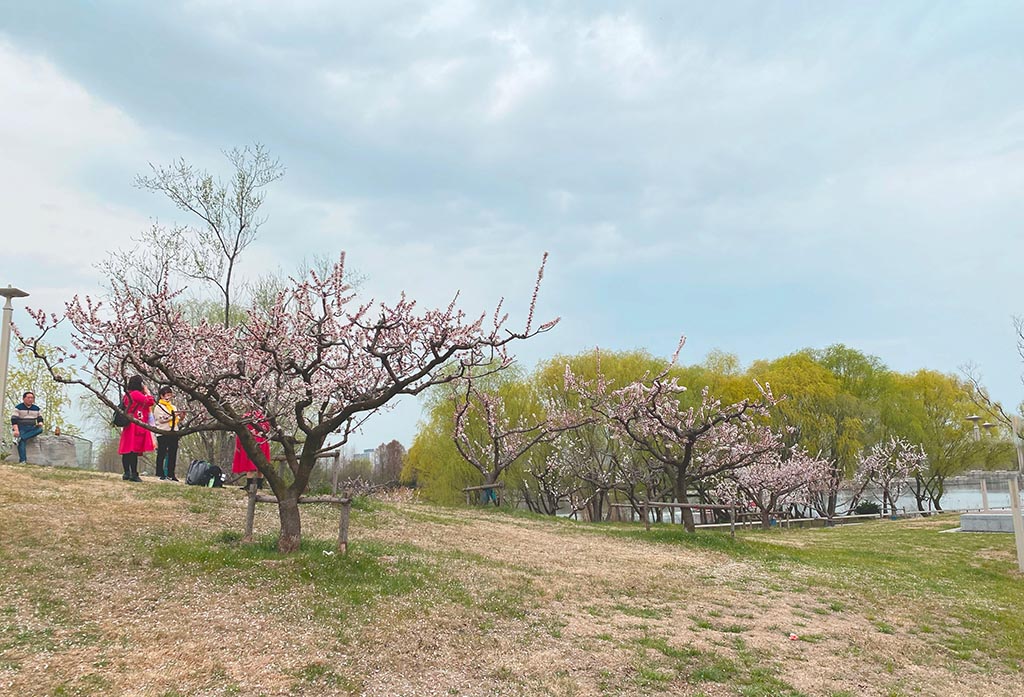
19,254,557,552
565,339,786,532
715,446,833,528
452,374,582,494
853,436,928,516
530,431,619,520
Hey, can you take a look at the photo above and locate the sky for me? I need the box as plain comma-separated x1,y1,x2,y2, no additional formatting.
1,1,1023,451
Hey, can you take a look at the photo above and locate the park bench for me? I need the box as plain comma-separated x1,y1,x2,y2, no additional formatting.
463,482,504,506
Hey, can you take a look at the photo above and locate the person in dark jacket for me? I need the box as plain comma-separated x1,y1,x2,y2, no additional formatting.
154,385,183,481
10,391,43,463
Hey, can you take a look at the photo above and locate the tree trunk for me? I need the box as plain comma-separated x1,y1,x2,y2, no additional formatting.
929,476,946,512
912,474,927,512
277,495,302,553
521,485,536,513
760,509,771,530
678,489,695,532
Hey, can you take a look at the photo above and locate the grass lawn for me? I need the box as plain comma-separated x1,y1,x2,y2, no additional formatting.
1,461,1022,696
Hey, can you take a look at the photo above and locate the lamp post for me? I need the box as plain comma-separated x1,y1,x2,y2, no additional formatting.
966,414,982,442
0,286,30,419
1012,415,1024,477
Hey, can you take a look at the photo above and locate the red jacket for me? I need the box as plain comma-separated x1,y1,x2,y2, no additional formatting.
232,417,271,474
118,390,156,455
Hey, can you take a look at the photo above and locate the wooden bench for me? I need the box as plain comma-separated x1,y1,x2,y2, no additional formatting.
463,482,504,506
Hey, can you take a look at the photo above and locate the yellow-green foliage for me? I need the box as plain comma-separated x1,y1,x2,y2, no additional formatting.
882,370,1010,476
535,348,676,413
408,344,1015,504
403,401,479,505
402,367,542,504
5,344,80,435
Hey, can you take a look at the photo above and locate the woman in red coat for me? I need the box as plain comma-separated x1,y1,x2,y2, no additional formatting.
232,411,270,490
119,375,155,482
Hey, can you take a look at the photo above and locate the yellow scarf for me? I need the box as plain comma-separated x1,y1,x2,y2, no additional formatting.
158,398,178,429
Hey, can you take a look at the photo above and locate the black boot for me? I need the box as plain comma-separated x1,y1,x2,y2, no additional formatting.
130,460,142,483
122,458,131,481
256,477,265,490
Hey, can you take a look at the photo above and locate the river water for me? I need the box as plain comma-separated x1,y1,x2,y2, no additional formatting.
852,481,1019,513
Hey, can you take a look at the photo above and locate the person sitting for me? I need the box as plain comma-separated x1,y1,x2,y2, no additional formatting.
11,391,43,464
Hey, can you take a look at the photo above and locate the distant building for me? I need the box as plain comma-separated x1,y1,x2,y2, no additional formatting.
351,448,378,467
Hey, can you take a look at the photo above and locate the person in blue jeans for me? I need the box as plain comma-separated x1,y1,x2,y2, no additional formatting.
10,391,44,463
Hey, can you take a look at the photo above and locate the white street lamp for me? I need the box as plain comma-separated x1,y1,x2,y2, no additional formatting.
965,414,982,442
0,286,30,421
1012,415,1024,477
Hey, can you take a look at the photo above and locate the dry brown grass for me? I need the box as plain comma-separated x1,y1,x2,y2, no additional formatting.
2,462,1022,696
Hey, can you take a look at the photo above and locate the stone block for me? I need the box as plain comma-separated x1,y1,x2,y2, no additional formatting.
960,512,1019,533
5,434,81,468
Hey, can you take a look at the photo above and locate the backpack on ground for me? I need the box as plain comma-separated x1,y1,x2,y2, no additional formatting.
185,459,224,488
112,394,130,428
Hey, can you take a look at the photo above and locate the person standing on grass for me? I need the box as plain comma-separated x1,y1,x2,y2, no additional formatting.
10,391,43,463
232,410,270,491
119,375,155,482
154,385,183,481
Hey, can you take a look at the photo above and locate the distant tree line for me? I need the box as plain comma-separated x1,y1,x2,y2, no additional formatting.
403,344,1012,522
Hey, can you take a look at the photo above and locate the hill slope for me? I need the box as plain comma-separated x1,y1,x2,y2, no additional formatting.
1,463,1022,696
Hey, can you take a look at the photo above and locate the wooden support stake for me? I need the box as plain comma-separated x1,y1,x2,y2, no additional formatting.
337,500,351,555
242,480,257,543
1009,478,1024,574
730,503,736,540
643,502,650,532
331,452,341,496
980,479,989,511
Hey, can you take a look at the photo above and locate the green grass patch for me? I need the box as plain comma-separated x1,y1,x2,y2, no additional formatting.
477,577,538,620
632,662,675,688
623,634,805,695
146,531,461,626
291,661,360,692
634,636,699,661
400,509,471,526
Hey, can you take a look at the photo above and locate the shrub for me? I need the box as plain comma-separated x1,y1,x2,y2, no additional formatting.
854,501,881,515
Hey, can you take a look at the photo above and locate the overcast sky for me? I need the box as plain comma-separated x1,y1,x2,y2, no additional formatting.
2,1,1023,450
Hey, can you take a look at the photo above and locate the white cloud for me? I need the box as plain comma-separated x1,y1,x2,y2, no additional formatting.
3,2,1024,445
575,14,665,98
0,40,152,288
487,28,552,119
